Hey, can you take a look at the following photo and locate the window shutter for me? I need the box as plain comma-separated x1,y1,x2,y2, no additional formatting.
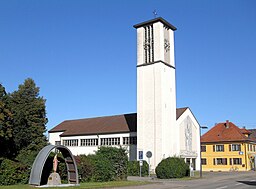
229,144,231,151
230,158,232,165
213,158,215,165
213,145,215,152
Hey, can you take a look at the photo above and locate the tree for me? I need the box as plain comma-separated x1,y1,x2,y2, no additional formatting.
9,78,47,154
0,84,14,158
0,79,48,185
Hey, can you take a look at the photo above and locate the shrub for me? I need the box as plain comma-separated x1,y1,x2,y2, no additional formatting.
76,155,94,182
155,157,189,179
0,159,28,185
90,154,115,182
76,146,128,182
128,160,148,176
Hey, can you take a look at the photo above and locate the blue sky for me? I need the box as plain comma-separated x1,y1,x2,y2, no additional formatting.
0,0,255,133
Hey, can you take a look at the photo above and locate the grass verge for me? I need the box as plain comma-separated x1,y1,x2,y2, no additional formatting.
0,181,150,189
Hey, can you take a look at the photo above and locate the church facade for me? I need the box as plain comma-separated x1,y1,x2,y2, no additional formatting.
49,17,201,172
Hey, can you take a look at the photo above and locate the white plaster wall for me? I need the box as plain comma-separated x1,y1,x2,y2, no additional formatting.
137,27,144,65
177,109,200,171
168,29,175,67
161,65,178,157
153,22,164,62
48,132,63,145
61,134,99,156
137,20,177,172
49,132,137,160
137,64,157,168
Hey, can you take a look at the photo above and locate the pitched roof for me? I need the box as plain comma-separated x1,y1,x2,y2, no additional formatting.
49,108,188,137
176,107,188,120
49,113,137,136
201,121,254,143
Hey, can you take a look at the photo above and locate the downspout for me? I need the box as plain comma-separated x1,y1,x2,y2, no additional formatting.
244,143,248,171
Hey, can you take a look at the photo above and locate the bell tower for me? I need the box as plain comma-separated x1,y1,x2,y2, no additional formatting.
134,17,179,171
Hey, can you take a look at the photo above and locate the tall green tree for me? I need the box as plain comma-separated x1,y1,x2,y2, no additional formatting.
10,78,47,154
0,84,14,158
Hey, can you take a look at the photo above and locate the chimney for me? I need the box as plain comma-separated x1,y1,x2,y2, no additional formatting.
225,120,229,128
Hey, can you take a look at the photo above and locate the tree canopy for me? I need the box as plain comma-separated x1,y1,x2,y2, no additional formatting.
10,78,47,154
0,79,48,185
0,84,14,158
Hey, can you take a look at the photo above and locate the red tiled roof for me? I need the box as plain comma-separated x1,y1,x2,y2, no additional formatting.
201,121,254,143
240,128,251,135
49,108,188,136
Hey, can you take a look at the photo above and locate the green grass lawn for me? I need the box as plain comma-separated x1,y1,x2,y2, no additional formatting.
0,181,150,189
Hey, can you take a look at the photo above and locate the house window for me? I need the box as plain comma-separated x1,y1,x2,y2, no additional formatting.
63,139,78,146
100,137,120,146
248,144,253,151
229,144,241,151
215,145,224,152
55,141,61,146
201,158,207,165
81,139,98,146
123,136,137,145
214,158,227,165
201,145,206,152
233,158,242,165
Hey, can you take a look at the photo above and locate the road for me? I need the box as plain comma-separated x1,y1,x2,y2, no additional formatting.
124,171,256,189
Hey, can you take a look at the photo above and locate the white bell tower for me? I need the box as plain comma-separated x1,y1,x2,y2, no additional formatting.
134,17,179,171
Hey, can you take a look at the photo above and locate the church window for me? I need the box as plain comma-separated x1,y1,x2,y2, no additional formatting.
123,136,137,145
144,25,154,63
100,137,120,146
81,138,98,146
63,139,78,146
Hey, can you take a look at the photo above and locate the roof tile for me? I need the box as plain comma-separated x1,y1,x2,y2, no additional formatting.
201,121,254,143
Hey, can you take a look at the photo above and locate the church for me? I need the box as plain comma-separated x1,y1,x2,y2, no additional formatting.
49,17,201,172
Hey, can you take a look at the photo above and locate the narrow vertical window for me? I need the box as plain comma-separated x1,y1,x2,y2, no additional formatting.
144,25,154,63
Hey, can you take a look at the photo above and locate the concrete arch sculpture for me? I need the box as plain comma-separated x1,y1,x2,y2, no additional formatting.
29,144,79,186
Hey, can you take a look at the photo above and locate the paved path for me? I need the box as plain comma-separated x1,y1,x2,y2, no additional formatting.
120,171,256,189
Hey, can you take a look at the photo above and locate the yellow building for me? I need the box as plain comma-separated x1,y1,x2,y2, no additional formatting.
201,121,256,171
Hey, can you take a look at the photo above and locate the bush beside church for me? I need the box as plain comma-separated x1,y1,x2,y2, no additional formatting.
156,157,189,179
77,146,128,182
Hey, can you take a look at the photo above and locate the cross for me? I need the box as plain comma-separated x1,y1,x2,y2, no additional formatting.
153,10,157,18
